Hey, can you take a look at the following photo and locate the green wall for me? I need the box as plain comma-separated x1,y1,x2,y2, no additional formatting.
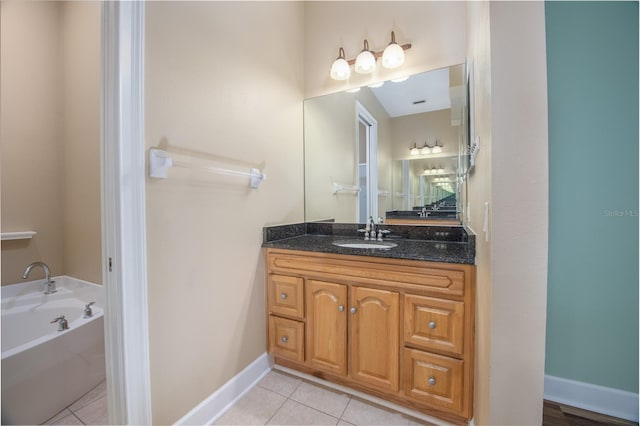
545,1,638,393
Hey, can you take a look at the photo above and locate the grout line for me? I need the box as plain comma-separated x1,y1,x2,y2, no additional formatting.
263,388,291,425
71,411,86,425
337,395,352,421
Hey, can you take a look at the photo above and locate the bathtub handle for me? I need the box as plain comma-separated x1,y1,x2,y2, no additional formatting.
84,302,96,318
50,315,69,331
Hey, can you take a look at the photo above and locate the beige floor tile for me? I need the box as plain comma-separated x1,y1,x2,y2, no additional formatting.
405,416,436,426
215,385,287,425
258,370,302,397
72,394,108,425
267,399,339,425
69,380,107,412
337,420,356,426
50,412,84,426
42,408,76,425
341,398,409,426
290,381,350,418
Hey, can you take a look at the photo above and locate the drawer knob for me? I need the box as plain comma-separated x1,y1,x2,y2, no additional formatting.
428,321,437,329
338,305,345,312
428,377,436,386
281,336,288,343
350,307,357,314
280,292,288,300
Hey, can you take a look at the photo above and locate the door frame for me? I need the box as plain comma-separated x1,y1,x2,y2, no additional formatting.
101,2,152,424
355,101,378,222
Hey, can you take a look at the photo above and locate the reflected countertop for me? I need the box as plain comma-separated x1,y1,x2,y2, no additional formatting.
262,222,475,265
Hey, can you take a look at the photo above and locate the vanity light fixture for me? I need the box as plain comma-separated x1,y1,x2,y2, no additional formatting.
368,81,384,88
420,142,431,155
329,33,412,81
355,40,376,74
346,87,361,93
437,166,445,174
382,31,405,69
409,143,420,156
330,47,351,81
432,139,443,154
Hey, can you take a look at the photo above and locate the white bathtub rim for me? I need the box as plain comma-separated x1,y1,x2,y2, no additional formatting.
2,275,104,309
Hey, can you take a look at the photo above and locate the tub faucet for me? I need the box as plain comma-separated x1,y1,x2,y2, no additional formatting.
22,261,56,294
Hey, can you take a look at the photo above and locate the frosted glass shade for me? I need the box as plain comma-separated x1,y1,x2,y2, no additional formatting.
330,58,351,80
382,43,405,69
355,50,376,74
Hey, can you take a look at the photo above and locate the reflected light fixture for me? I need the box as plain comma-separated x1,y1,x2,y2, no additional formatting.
437,166,445,174
355,40,376,74
409,142,420,156
330,47,351,81
368,81,384,88
420,142,431,155
432,139,443,154
382,31,405,69
346,87,361,93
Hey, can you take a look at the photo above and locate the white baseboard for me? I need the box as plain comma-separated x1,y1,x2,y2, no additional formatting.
175,353,272,425
544,375,639,422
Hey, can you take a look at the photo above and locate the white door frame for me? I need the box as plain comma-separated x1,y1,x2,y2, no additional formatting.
101,2,152,424
355,101,378,222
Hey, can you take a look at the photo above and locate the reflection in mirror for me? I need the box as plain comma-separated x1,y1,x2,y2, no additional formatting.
304,63,467,225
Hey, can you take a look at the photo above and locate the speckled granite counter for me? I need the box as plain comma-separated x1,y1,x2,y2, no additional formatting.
262,222,475,265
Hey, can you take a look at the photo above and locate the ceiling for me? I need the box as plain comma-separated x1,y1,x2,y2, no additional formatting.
370,67,451,118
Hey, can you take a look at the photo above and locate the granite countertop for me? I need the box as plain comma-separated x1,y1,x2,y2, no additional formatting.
262,222,475,265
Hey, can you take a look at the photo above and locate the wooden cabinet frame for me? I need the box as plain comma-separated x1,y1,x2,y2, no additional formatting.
265,248,475,423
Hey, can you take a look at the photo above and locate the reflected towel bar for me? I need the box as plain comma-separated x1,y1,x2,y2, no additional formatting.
332,182,360,195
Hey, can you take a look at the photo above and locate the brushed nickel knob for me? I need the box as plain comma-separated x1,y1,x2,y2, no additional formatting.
338,305,345,312
280,293,287,300
281,336,288,343
350,307,357,314
428,321,437,329
428,377,436,386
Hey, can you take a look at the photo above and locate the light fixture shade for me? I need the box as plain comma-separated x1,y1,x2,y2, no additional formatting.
355,40,376,74
382,32,404,69
330,47,351,80
420,144,431,155
432,139,443,154
409,143,419,156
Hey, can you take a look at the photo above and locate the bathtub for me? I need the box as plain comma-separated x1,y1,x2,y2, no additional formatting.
1,276,106,425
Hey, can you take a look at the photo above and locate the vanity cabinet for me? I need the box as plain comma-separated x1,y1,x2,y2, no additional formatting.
265,248,475,422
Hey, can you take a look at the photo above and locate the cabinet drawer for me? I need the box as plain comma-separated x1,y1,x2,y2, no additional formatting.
268,316,304,363
404,294,464,356
404,348,464,414
268,274,304,319
266,250,467,297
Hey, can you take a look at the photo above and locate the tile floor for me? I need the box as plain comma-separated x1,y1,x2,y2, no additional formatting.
214,370,433,426
42,380,108,425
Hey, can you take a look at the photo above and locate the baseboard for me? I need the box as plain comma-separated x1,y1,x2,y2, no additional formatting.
175,353,272,425
544,375,639,422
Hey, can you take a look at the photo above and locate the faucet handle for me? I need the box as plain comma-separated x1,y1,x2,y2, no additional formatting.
51,315,65,324
84,302,95,318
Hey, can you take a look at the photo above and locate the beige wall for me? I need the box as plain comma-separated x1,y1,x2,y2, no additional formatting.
144,2,304,423
465,1,493,424
466,2,549,425
0,1,101,286
487,2,548,424
62,1,102,284
304,88,391,222
1,1,65,285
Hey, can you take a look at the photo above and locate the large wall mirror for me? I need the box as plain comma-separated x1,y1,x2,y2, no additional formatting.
304,63,468,225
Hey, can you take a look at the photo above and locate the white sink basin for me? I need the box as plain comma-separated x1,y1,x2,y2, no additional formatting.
332,240,397,249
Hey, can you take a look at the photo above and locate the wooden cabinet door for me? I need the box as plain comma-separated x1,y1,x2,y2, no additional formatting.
349,286,399,392
306,280,348,375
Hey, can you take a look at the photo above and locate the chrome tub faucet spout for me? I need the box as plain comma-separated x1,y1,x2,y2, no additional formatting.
22,261,56,294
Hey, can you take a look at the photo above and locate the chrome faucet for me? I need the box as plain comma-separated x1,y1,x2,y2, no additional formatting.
22,261,56,294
